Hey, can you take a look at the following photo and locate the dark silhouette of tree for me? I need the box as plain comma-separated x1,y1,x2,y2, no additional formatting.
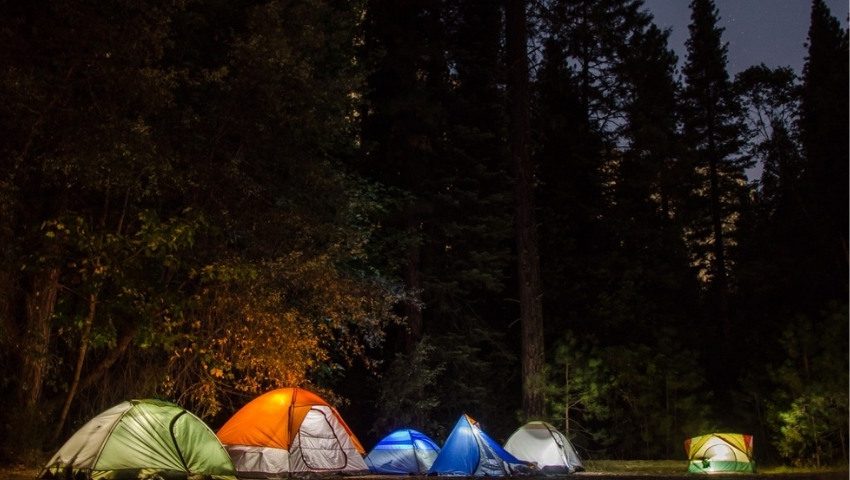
360,1,447,351
680,0,748,348
733,65,806,328
534,35,608,342
798,0,849,304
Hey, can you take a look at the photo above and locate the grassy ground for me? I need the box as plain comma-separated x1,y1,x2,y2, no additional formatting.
3,461,846,479
582,460,848,478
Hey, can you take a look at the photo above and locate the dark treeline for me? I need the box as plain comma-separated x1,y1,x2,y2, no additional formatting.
0,0,846,468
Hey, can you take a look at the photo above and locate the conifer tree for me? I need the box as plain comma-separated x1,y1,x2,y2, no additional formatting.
680,0,748,345
613,22,702,341
534,35,609,340
798,0,849,304
362,1,519,435
359,1,449,351
547,0,651,129
534,0,650,341
732,66,806,380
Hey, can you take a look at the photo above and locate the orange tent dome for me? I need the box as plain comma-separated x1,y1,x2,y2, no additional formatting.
217,387,366,476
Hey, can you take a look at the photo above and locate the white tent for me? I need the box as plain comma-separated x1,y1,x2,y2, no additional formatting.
504,421,583,474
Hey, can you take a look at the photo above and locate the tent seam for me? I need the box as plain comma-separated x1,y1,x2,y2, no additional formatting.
169,410,189,472
89,401,136,474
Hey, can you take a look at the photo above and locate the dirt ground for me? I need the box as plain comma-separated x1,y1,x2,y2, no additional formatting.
3,462,846,480
2,466,38,480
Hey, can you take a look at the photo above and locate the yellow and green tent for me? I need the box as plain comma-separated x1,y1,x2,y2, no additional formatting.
684,433,755,474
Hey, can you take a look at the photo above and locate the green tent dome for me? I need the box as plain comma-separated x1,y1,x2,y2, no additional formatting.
41,399,236,480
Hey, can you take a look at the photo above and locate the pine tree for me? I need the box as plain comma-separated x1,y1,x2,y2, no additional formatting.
732,66,806,391
546,0,650,127
534,0,651,341
613,22,702,342
359,0,449,351
534,35,609,340
680,0,748,345
798,0,849,305
362,0,519,434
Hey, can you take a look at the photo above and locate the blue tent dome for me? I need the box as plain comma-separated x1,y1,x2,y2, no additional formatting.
366,429,440,474
428,415,532,476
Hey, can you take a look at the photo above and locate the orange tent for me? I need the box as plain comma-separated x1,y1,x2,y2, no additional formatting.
217,388,367,476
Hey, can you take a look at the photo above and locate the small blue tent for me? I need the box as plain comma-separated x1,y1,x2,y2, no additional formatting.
366,429,440,474
428,415,533,476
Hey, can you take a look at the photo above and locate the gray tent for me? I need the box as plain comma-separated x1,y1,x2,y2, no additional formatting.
504,422,583,474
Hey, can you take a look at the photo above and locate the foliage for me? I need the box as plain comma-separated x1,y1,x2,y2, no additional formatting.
372,336,445,437
766,304,849,467
548,333,712,459
0,0,402,453
734,65,801,210
163,251,400,417
776,393,848,467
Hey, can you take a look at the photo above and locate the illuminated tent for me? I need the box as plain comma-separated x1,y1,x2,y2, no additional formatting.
365,428,440,474
428,414,533,476
685,433,755,473
40,399,236,480
504,421,583,474
217,387,367,476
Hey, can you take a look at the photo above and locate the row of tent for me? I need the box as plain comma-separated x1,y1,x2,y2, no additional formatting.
367,416,583,476
40,387,753,479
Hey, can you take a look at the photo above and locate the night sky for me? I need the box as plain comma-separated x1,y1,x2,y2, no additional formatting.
644,0,849,75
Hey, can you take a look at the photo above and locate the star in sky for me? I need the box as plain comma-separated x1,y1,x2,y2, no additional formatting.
644,0,849,74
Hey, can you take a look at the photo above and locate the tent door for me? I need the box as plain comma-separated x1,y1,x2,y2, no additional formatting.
298,408,347,470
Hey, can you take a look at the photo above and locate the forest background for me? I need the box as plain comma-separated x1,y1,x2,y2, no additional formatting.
0,0,847,469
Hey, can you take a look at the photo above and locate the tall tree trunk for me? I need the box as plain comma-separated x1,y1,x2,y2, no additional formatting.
0,269,15,344
706,107,730,341
507,0,545,419
51,292,97,443
19,266,60,408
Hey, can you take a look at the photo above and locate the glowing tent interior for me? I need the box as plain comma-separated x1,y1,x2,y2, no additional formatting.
685,433,755,473
366,428,440,474
216,387,367,476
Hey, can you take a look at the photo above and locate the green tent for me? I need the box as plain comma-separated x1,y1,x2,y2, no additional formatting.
41,399,236,480
685,433,755,474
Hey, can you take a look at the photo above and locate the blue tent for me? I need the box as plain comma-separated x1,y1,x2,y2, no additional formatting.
428,415,533,476
366,429,440,474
